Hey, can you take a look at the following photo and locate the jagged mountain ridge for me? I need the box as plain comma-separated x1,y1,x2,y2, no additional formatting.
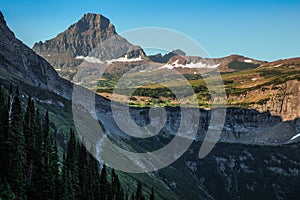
33,13,145,80
149,49,186,63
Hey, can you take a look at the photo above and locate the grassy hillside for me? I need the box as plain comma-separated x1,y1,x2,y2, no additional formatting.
95,58,300,108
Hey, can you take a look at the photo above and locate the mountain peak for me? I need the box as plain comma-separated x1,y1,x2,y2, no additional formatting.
33,13,117,59
76,13,114,32
32,13,143,80
0,11,5,25
82,13,105,19
0,11,15,40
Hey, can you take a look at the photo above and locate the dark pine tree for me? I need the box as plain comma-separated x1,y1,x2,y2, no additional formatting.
65,129,80,199
23,97,35,186
88,145,101,199
7,86,27,200
49,141,60,200
135,181,144,200
41,111,55,200
0,88,9,180
78,137,90,200
111,169,124,200
0,178,16,200
150,187,155,200
29,109,44,200
100,164,107,200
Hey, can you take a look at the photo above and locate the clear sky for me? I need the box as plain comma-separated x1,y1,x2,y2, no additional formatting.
1,0,300,61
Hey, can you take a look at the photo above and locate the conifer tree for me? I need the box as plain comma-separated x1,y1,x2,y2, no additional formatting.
88,146,101,199
41,111,54,199
65,129,80,199
49,141,60,200
0,178,16,200
150,188,155,200
111,169,124,200
135,181,143,200
61,153,70,200
78,138,89,199
100,164,107,200
0,88,9,179
23,97,35,185
29,109,43,200
7,86,27,200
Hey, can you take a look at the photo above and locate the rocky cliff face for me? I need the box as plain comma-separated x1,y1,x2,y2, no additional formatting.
33,13,145,80
96,105,300,199
228,80,300,121
0,12,72,99
181,142,300,200
91,102,300,147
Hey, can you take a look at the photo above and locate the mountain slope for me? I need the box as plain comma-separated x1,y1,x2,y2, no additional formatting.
0,12,72,100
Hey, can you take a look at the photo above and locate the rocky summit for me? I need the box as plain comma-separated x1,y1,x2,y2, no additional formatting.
33,13,145,80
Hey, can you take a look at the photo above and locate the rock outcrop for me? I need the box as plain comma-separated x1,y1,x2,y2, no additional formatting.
228,80,300,121
149,49,186,63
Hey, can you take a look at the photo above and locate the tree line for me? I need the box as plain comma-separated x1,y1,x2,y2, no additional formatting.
0,86,155,200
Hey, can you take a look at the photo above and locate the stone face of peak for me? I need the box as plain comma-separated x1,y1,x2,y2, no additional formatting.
68,13,116,36
33,13,116,57
32,13,144,80
81,13,113,29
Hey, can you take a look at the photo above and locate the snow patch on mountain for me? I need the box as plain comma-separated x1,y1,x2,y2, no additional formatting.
159,60,220,69
76,56,104,64
106,55,143,64
76,55,143,64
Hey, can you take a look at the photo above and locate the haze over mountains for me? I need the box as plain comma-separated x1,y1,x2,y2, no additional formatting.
1,11,300,199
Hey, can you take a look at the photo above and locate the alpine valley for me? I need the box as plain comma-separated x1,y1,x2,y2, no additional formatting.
1,12,300,200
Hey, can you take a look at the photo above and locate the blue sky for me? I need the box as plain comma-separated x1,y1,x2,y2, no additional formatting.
1,0,300,61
